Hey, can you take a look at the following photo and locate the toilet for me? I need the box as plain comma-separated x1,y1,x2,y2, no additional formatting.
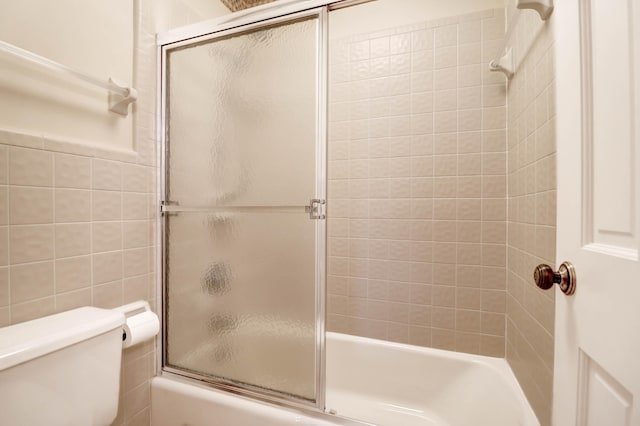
0,306,125,425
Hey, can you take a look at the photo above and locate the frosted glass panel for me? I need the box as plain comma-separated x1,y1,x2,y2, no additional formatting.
166,211,316,399
164,15,321,403
166,17,318,207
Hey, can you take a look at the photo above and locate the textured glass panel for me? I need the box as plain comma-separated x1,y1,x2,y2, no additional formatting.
164,13,320,402
166,210,316,400
166,17,318,207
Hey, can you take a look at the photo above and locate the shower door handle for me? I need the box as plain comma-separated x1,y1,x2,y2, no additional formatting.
305,199,326,220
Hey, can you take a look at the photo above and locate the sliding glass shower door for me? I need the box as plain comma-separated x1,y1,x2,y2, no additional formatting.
161,9,326,405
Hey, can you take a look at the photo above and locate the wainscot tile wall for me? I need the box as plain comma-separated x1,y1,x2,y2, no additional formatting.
504,2,556,425
0,129,156,425
327,9,509,357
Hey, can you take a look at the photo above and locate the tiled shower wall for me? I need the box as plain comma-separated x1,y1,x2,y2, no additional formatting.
505,5,556,425
327,9,509,356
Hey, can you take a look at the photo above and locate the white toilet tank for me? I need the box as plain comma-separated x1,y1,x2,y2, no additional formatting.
0,306,125,426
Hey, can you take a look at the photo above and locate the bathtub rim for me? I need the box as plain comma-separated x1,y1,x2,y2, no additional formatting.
328,331,510,372
152,373,376,426
161,365,324,414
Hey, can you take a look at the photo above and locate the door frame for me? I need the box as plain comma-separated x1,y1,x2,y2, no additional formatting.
156,2,334,413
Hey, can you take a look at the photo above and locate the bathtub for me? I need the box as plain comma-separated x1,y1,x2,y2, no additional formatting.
151,332,539,426
325,332,539,426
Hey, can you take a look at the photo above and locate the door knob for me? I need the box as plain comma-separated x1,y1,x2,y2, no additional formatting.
533,262,576,295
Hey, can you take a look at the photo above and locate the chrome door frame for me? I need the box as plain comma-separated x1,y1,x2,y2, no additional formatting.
156,1,336,413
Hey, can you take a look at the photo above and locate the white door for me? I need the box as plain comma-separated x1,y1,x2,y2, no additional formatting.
554,0,640,425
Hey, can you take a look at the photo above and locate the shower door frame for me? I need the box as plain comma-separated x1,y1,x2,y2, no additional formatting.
157,1,335,413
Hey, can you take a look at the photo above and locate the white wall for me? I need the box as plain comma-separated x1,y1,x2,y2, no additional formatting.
0,1,134,149
0,0,230,151
330,0,507,40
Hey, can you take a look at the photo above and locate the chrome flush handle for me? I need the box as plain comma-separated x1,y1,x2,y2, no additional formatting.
305,199,326,220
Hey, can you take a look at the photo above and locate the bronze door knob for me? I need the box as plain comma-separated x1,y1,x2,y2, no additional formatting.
533,262,576,295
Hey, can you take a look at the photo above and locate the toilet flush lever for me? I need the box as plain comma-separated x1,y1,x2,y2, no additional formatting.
305,199,326,220
533,262,577,295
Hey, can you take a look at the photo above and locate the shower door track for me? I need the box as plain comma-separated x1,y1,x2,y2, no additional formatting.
156,0,374,47
156,0,363,415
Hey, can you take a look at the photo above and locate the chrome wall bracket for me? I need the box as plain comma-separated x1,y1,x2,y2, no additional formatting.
160,200,180,217
305,199,326,220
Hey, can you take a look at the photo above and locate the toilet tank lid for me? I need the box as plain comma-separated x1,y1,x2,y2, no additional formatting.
0,307,125,371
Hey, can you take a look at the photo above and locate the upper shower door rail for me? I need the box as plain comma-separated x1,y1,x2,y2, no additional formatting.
0,40,137,116
157,0,374,46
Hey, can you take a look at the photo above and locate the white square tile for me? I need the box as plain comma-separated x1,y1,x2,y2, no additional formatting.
0,266,7,306
459,87,482,109
0,228,7,267
412,92,434,114
55,223,91,259
9,147,52,187
390,33,411,54
434,89,457,112
122,164,149,193
458,43,481,65
434,111,457,134
92,191,122,221
0,146,7,185
93,251,123,285
10,261,53,304
124,247,149,278
352,59,372,80
55,189,90,223
389,115,412,137
412,50,434,72
434,47,457,69
92,222,123,253
350,40,370,61
411,29,434,51
459,109,482,132
370,36,390,58
388,95,411,116
390,54,411,75
55,154,90,189
411,71,433,93
410,113,433,136
10,225,54,264
10,187,53,225
434,68,457,90
56,256,91,292
458,64,482,88
435,24,457,48
92,159,122,191
459,20,481,44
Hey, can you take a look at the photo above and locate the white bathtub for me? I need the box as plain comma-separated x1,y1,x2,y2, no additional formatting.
151,332,539,426
325,332,539,426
